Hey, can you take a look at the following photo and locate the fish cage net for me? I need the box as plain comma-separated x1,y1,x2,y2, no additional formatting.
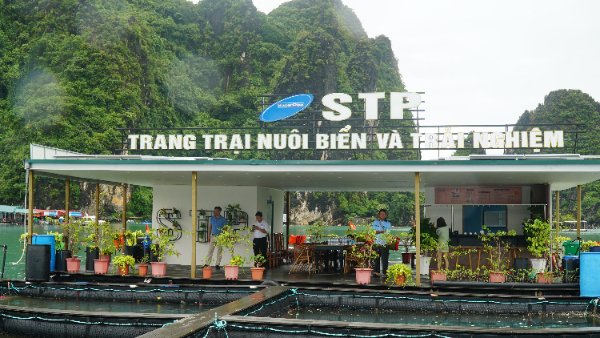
0,310,171,338
237,289,591,317
1,282,256,305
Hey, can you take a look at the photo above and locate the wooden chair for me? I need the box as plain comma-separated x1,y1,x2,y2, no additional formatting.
289,243,316,274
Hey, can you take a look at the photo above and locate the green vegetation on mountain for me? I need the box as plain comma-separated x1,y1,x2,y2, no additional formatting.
513,90,600,224
0,0,415,221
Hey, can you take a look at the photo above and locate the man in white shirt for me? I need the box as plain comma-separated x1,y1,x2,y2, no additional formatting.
252,211,270,265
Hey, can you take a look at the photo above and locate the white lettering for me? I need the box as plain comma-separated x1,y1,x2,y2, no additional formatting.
257,134,272,149
322,93,352,121
182,135,195,150
390,92,421,119
358,92,385,120
544,130,564,148
127,135,140,150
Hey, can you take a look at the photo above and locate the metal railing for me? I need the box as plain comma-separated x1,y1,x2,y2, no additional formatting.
1,245,7,279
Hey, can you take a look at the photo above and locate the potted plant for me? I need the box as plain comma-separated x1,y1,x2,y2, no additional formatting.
113,254,135,276
307,220,326,243
418,233,438,275
523,219,551,273
225,255,244,280
386,263,412,286
410,218,438,274
215,225,250,280
250,254,267,280
150,228,180,277
348,226,378,285
63,221,83,273
479,226,516,283
397,232,414,266
138,254,150,277
98,223,116,261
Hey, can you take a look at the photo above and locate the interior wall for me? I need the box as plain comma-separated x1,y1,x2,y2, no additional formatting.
153,185,257,267
424,186,533,235
152,185,284,268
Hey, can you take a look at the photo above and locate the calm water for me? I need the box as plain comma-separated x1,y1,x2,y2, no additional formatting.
0,294,214,314
0,223,145,280
278,306,600,329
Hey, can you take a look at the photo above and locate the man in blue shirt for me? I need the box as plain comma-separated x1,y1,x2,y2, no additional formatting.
371,209,392,277
204,206,227,269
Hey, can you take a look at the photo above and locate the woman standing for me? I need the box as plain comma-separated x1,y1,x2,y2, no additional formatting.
435,217,450,270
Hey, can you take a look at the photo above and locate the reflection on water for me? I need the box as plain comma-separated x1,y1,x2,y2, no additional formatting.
0,295,213,315
277,306,600,329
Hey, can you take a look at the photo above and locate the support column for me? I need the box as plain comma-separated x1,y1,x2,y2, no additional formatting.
65,177,70,250
415,172,421,286
122,184,128,238
95,183,100,244
191,172,198,279
27,171,34,244
576,185,582,239
555,191,560,231
285,191,291,247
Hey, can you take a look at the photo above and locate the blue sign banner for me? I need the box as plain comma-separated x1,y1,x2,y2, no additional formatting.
259,94,313,122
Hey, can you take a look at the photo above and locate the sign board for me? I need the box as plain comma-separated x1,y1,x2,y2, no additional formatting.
435,186,522,204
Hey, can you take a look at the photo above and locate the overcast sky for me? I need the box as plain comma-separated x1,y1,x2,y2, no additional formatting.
252,0,600,129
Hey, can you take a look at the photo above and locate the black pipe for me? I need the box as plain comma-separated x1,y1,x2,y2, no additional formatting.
1,244,7,279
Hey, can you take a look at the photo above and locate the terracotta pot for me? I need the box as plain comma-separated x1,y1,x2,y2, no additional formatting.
66,257,81,273
489,271,506,283
251,267,265,280
138,264,148,277
395,274,406,285
355,268,373,285
224,265,239,280
94,259,110,274
151,262,167,277
117,265,129,276
202,266,213,279
430,270,447,283
536,272,553,284
99,254,111,262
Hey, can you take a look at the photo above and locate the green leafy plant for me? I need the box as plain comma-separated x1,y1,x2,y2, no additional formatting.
47,231,65,250
61,220,84,256
397,232,413,253
409,218,438,256
113,254,135,269
419,233,438,257
479,226,516,272
523,219,551,258
140,254,150,265
229,255,244,267
307,220,326,243
252,254,266,268
150,228,180,261
125,230,143,246
348,226,377,268
386,263,413,285
581,240,600,252
19,233,30,243
98,223,116,256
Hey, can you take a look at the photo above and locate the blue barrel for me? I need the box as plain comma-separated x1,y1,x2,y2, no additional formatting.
580,252,600,297
32,235,56,272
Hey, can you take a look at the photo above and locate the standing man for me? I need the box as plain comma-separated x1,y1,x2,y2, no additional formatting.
252,211,270,266
204,206,227,269
372,208,391,277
